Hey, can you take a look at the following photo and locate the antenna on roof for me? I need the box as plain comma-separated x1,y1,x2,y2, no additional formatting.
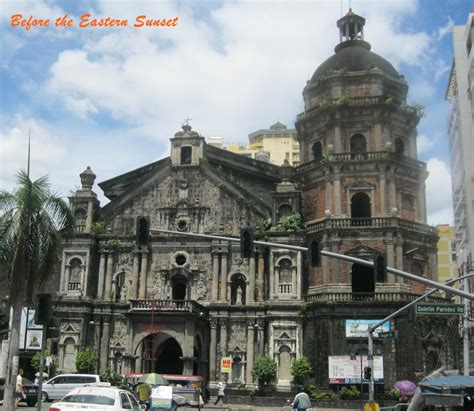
27,126,31,178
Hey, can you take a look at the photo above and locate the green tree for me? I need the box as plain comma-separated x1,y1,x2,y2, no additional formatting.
101,367,122,386
291,356,312,385
76,347,98,373
0,171,74,411
31,349,51,372
252,356,277,386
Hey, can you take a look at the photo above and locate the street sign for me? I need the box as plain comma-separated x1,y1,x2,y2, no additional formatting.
415,303,464,316
221,357,232,373
378,331,398,339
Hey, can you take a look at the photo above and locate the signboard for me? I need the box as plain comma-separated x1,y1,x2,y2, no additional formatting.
415,304,464,316
19,308,43,350
378,331,398,339
151,385,172,409
221,357,232,373
345,320,390,338
328,355,384,384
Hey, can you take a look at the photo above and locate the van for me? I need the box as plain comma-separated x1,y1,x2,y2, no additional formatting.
41,374,103,401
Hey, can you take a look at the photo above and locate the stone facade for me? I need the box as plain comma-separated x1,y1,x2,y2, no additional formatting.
47,10,458,392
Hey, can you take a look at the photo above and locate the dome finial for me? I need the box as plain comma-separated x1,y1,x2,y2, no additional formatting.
182,117,192,132
337,8,365,43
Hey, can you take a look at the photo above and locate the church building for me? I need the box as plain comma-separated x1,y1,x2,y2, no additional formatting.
52,10,449,390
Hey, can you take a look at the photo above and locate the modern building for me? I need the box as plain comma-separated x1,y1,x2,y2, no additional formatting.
207,122,300,166
436,225,458,298
446,13,474,366
14,9,458,391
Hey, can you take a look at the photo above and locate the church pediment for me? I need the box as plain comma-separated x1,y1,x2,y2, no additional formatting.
345,244,379,257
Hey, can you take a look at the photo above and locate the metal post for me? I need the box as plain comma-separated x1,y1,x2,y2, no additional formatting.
463,272,470,375
368,330,374,403
36,327,46,411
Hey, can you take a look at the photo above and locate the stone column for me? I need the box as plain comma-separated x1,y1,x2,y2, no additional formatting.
388,173,397,213
139,250,148,299
386,238,396,282
219,319,227,357
257,253,264,301
212,253,219,301
100,321,110,372
396,240,404,283
419,180,427,222
245,325,255,385
334,172,341,216
220,252,228,301
380,174,387,214
331,240,340,283
104,252,114,300
322,235,328,284
325,176,331,213
65,264,71,292
248,256,256,303
334,126,342,152
135,343,142,373
97,252,106,298
209,321,217,383
269,252,275,298
131,251,140,299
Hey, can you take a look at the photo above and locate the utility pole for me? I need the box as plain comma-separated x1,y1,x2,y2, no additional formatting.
463,267,471,376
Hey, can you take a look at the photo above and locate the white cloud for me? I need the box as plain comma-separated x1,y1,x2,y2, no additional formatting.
435,16,454,41
417,134,436,156
425,158,453,225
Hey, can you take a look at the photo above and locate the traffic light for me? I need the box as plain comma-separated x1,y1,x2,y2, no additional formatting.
240,228,254,258
35,293,52,325
46,318,60,339
309,240,321,267
374,253,387,282
363,366,372,380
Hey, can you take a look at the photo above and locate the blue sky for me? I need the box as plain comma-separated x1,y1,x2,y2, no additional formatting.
0,0,472,225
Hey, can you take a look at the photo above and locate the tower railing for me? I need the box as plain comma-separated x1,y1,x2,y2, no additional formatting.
305,291,449,303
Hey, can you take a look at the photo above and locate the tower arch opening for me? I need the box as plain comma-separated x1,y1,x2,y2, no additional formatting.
394,138,405,156
171,275,187,300
312,141,323,161
351,192,371,219
350,134,367,159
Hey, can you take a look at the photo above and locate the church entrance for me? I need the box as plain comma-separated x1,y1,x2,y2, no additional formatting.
138,333,184,374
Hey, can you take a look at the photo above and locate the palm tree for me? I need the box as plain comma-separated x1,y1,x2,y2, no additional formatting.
0,170,75,411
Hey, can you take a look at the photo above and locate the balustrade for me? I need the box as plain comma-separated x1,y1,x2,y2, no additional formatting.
306,292,449,303
130,299,206,313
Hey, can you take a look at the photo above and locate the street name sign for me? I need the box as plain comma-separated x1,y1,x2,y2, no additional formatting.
378,331,398,339
415,303,464,316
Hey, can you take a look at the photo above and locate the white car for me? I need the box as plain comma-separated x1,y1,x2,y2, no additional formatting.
48,386,147,411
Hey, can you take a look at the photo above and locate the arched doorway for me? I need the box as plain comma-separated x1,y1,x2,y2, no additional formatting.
138,333,184,374
351,263,375,296
172,275,187,300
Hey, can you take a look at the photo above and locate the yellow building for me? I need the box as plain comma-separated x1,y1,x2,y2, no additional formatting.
436,224,459,298
207,122,300,166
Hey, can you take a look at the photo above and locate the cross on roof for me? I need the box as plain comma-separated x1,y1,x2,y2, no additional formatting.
183,117,192,127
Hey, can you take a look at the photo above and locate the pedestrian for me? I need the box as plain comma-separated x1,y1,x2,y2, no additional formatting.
136,382,151,409
15,369,24,408
292,389,312,411
214,381,226,405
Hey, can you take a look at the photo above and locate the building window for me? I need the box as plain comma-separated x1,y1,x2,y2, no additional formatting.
350,134,367,159
350,192,371,219
172,275,187,300
68,258,82,291
278,258,293,294
394,138,405,156
312,141,323,161
180,146,192,165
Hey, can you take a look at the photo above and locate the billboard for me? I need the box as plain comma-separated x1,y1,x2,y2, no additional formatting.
345,319,390,338
19,308,43,350
328,355,384,384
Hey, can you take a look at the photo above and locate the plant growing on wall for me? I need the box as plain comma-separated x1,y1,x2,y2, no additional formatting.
291,356,312,385
252,356,277,386
276,213,302,232
255,218,271,234
90,221,106,234
75,346,98,373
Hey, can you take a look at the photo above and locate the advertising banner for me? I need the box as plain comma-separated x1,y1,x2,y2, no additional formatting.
345,319,390,338
221,357,232,373
328,355,384,384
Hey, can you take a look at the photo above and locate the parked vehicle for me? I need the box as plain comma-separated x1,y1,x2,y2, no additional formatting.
47,386,146,411
42,374,103,401
162,374,204,406
0,377,39,407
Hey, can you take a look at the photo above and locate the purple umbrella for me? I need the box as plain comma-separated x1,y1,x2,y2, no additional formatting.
394,380,417,396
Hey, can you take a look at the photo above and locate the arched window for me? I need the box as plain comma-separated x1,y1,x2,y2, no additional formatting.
351,192,371,220
68,258,82,291
350,134,367,159
181,147,192,165
312,142,323,161
230,273,246,305
63,337,76,371
74,208,87,232
278,258,293,294
394,138,405,156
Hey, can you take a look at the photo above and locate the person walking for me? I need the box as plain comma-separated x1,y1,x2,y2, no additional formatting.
292,389,312,411
136,382,151,409
15,369,24,408
214,382,226,405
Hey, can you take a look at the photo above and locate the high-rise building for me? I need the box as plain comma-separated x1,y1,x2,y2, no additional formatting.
436,225,458,298
207,122,300,166
446,14,474,366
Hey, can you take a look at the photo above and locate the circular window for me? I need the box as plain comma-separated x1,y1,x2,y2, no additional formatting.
175,254,187,266
177,220,188,231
